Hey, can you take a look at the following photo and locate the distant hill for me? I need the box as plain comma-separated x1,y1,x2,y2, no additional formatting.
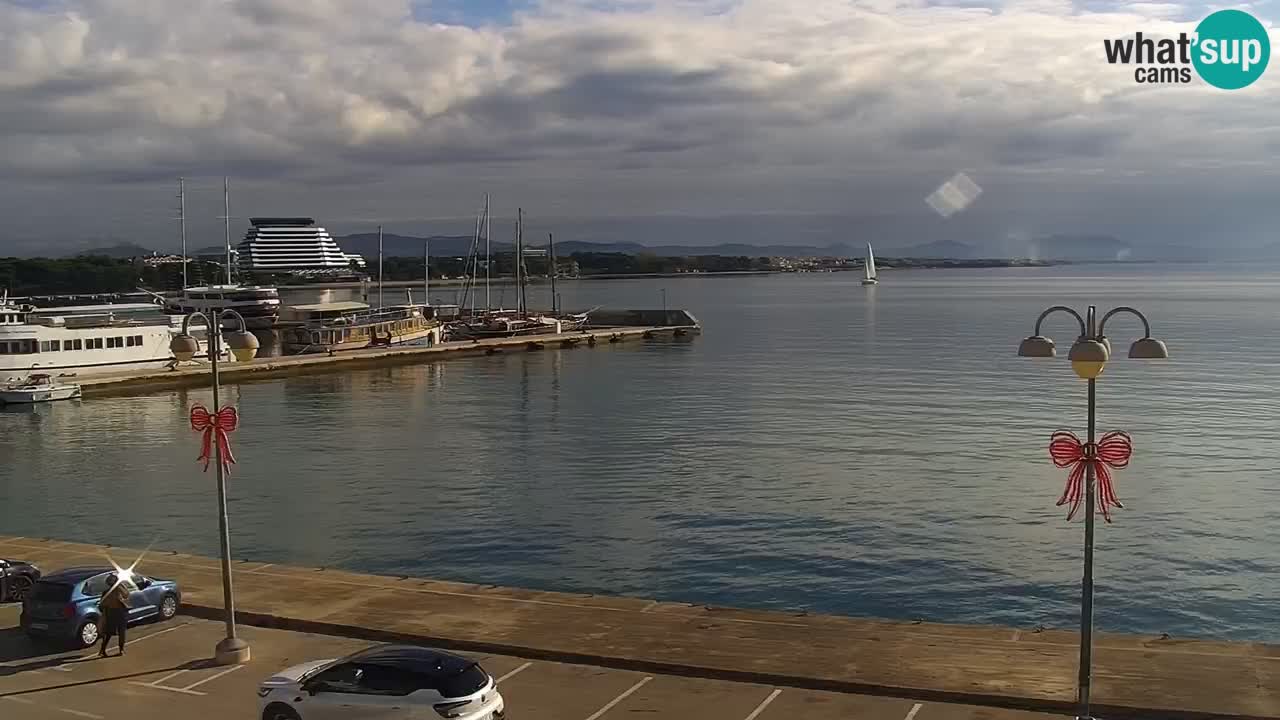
73,243,154,259
894,240,979,259
1029,235,1131,261
335,233,495,258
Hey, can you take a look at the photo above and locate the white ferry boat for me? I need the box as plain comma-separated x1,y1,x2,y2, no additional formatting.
0,294,215,381
160,284,281,329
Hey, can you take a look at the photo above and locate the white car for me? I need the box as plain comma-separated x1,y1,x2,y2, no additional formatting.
258,644,506,720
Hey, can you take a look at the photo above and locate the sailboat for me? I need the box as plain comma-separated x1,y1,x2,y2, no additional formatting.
156,177,280,328
861,243,879,286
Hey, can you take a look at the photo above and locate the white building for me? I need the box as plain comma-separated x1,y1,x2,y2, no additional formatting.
235,217,351,274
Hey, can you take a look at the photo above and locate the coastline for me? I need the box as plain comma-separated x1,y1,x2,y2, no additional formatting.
275,259,1060,290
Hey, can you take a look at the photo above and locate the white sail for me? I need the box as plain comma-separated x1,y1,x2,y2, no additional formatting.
865,243,877,280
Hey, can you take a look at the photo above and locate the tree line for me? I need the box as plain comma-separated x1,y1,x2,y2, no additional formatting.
1,252,777,295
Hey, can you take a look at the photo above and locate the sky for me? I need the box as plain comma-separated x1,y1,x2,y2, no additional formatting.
0,0,1278,256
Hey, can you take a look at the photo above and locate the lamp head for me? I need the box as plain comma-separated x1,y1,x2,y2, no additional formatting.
1017,335,1056,358
1129,336,1168,359
1068,337,1110,380
224,330,260,362
169,333,199,362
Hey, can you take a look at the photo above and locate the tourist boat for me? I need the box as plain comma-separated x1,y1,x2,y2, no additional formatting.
277,301,445,354
0,292,218,381
0,374,82,404
159,284,281,329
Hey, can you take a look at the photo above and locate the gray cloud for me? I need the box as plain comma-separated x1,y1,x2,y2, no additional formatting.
0,0,1277,254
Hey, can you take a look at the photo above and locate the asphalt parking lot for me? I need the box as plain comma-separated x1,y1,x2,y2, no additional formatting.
1,603,1066,720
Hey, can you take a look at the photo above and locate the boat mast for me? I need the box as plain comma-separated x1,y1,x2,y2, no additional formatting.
548,232,558,316
178,177,188,289
424,238,430,307
516,208,525,317
222,177,232,285
484,193,491,313
377,225,384,310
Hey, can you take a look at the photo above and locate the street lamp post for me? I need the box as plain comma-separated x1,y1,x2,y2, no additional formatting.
1017,304,1168,720
170,310,260,665
660,288,667,315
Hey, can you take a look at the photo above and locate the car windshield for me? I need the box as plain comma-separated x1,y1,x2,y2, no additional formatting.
438,663,488,699
31,582,72,603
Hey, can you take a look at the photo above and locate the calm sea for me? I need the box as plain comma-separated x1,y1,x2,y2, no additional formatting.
2,264,1277,641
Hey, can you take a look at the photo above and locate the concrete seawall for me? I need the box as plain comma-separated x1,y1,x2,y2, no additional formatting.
2,536,1275,719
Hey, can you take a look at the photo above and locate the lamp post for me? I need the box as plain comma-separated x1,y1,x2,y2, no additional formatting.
1017,305,1168,720
660,288,667,314
170,309,260,665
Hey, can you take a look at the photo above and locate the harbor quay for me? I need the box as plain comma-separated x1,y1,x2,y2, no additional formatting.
2,537,1276,720
72,309,700,398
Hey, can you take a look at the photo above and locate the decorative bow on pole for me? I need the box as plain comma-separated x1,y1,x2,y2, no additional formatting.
190,404,238,474
1050,430,1131,523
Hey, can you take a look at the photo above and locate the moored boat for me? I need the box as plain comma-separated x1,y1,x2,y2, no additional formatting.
277,302,445,354
1,292,219,381
0,374,82,404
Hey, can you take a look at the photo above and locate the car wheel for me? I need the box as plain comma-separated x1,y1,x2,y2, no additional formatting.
77,620,99,648
261,703,301,720
158,594,179,621
7,575,33,603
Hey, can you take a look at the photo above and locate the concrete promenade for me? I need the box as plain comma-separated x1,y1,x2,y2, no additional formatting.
2,537,1275,720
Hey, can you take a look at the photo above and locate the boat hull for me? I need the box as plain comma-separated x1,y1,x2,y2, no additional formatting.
0,386,81,404
282,327,438,354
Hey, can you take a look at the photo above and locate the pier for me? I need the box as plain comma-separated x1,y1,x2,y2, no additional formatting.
1,536,1274,720
73,309,700,397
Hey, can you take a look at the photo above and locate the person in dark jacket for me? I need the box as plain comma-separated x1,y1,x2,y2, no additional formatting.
97,574,131,657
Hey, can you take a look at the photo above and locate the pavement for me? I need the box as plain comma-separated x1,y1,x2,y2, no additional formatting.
0,606,1065,720
3,537,1276,720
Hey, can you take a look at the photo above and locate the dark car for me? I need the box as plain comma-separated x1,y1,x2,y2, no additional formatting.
0,558,42,603
20,567,182,648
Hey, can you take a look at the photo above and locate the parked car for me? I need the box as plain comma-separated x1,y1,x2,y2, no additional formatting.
0,558,41,602
20,566,181,648
257,644,505,720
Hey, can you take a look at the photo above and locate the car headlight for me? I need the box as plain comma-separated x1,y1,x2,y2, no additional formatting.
257,688,272,698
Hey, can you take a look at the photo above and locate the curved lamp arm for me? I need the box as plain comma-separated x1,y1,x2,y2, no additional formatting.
1098,306,1153,339
180,310,209,338
1033,305,1087,338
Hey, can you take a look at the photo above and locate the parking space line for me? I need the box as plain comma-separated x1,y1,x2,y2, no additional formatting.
149,669,189,685
129,622,194,644
904,703,923,720
496,662,532,684
582,676,652,720
2,696,36,704
179,664,243,691
127,680,205,696
57,708,104,720
743,689,782,720
247,564,274,573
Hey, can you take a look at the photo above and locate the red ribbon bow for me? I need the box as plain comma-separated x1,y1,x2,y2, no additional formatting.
190,404,238,474
1049,430,1131,523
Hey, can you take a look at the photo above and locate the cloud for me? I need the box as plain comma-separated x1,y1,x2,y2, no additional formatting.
0,0,1277,251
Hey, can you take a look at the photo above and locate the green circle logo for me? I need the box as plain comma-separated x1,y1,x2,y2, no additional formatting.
1192,9,1270,90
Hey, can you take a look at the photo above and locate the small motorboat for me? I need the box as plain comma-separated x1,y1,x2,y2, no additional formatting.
0,374,82,404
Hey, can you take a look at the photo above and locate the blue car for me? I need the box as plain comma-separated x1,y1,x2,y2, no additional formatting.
20,566,182,648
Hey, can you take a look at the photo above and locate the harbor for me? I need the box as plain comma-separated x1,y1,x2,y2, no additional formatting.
2,536,1276,720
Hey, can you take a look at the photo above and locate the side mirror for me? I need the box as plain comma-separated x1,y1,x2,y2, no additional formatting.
305,682,324,696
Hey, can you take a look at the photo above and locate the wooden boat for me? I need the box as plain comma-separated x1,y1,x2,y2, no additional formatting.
0,374,82,404
277,302,444,354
